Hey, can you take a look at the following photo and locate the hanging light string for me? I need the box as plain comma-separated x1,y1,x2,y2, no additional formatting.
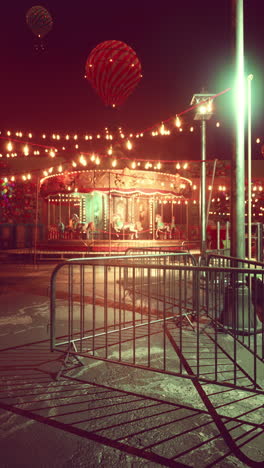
0,87,232,182
0,87,230,152
135,87,231,136
0,135,57,150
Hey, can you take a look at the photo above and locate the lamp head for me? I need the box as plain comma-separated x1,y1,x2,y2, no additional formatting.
190,93,215,120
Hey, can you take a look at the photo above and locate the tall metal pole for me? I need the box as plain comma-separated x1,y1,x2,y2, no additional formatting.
221,0,256,333
247,74,253,259
231,0,245,259
33,176,40,267
200,119,207,256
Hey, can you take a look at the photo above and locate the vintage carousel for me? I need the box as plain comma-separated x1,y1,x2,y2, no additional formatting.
39,166,194,252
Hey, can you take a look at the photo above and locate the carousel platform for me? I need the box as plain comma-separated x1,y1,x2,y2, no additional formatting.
0,238,200,262
37,238,193,254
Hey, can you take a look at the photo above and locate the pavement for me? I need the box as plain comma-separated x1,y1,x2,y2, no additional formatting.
0,260,263,468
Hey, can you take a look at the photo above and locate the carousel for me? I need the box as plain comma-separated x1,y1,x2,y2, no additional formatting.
39,166,195,252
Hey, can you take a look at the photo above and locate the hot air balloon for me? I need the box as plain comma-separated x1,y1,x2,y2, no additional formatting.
26,5,53,39
85,40,142,108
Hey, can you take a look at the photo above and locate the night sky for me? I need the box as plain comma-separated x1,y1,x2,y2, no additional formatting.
0,0,264,162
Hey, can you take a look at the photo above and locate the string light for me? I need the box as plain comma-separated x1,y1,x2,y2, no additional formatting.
79,155,87,166
159,123,165,135
23,145,29,156
175,115,181,128
126,140,132,150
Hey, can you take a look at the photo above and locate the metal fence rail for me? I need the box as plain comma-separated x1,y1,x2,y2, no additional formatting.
203,253,264,360
206,252,264,269
50,254,264,394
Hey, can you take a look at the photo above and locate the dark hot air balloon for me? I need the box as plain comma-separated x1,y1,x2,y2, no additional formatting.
26,5,53,39
85,40,142,108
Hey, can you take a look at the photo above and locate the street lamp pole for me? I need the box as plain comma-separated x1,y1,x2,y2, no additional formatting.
190,92,215,257
201,119,207,255
247,73,253,259
231,0,245,259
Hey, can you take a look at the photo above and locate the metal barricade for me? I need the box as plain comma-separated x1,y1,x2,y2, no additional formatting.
206,252,264,269
50,255,263,393
201,253,264,365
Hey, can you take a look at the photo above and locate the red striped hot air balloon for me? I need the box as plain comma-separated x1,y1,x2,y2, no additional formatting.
85,40,142,108
26,5,53,39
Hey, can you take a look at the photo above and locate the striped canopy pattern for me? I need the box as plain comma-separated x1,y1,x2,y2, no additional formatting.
85,40,142,107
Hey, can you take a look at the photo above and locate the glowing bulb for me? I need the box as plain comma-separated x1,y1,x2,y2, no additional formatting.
126,140,132,150
58,165,63,172
7,142,13,151
90,153,95,162
23,145,29,156
159,123,165,135
175,115,181,128
95,156,100,165
112,159,117,167
131,161,136,169
107,146,113,156
49,150,55,158
79,155,87,166
198,105,207,114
